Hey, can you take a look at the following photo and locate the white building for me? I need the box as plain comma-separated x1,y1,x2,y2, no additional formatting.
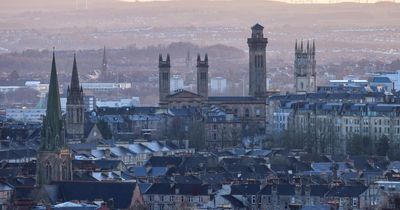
377,70,400,91
81,82,132,91
6,108,46,122
170,75,184,93
96,97,140,108
329,79,369,87
210,77,227,95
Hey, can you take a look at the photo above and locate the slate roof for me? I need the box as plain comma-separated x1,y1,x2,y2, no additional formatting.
72,159,123,171
54,181,136,209
208,96,261,102
144,183,210,196
146,156,183,167
326,185,367,197
231,184,260,195
221,195,245,208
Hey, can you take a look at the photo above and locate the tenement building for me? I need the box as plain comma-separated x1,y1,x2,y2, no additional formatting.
158,24,268,148
268,92,400,154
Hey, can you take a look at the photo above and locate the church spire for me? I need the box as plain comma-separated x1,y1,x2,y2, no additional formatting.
102,46,107,73
41,49,63,151
70,53,80,91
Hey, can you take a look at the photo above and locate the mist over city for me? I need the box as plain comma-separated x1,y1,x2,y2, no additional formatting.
1,0,400,209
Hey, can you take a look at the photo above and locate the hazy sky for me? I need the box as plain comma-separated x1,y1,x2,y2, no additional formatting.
121,0,400,3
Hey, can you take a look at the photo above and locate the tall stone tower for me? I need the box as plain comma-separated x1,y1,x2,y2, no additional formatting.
197,53,208,98
100,46,110,82
159,54,171,105
66,54,84,142
294,40,316,93
37,51,72,186
248,23,268,97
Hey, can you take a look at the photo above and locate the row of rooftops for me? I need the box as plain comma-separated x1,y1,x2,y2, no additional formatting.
280,101,400,114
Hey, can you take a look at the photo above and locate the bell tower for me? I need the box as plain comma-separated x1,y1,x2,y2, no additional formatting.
294,40,316,93
66,54,84,142
197,53,209,98
159,54,171,105
248,23,268,97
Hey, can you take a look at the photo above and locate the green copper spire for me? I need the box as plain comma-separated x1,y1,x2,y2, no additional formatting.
40,50,63,151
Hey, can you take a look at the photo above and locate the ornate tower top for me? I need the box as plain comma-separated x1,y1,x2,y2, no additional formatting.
41,50,63,151
251,23,265,38
67,53,83,104
196,53,208,68
70,54,80,91
159,54,171,68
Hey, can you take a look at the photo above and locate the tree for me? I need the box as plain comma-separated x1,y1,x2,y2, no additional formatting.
96,120,113,139
187,120,205,149
347,135,373,156
376,135,390,156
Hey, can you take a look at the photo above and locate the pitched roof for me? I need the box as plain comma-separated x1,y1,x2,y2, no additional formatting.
54,181,137,209
251,23,264,30
326,185,367,197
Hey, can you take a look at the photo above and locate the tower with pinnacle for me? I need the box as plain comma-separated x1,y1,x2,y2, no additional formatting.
248,23,268,97
294,40,316,93
197,54,208,98
159,54,171,105
66,54,85,142
100,46,109,82
37,51,72,186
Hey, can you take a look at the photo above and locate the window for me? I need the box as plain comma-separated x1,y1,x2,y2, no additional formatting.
251,195,256,204
256,109,261,117
45,162,52,182
245,109,250,118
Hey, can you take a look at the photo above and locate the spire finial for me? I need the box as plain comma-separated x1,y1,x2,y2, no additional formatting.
300,40,303,52
71,52,80,90
197,53,201,62
166,54,170,63
205,53,208,62
312,40,316,56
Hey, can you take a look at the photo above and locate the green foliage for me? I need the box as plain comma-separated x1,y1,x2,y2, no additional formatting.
187,120,205,149
96,120,113,139
375,135,390,156
347,134,373,156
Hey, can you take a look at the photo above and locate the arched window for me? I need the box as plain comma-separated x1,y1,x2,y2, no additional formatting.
301,82,304,90
61,163,69,180
45,162,52,182
245,109,250,118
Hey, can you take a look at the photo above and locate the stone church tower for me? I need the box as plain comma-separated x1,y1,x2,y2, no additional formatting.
294,40,316,93
66,54,84,141
37,51,72,186
248,23,268,97
197,54,208,98
159,54,171,105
